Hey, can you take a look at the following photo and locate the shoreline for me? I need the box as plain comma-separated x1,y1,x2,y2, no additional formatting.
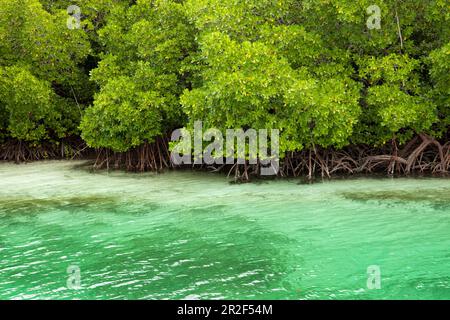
1,133,449,182
1,158,448,183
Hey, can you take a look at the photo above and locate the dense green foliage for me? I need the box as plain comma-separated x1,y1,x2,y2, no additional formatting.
80,0,195,151
0,0,93,144
0,0,448,157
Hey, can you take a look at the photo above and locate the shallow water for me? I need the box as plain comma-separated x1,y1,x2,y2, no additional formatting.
0,161,449,300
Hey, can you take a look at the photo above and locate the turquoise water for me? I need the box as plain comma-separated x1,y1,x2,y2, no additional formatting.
0,161,449,300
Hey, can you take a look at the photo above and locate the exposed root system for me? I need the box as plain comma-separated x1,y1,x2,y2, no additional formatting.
92,136,172,172
2,134,448,182
198,134,450,181
277,134,449,181
0,138,89,163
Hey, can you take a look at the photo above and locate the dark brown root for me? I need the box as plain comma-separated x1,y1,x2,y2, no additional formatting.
404,134,447,174
92,136,172,172
256,134,448,181
2,134,448,182
0,138,89,163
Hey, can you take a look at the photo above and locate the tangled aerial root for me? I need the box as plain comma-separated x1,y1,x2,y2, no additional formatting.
355,134,448,175
2,134,448,182
82,133,450,181
0,139,88,163
175,134,450,181
209,133,449,181
280,133,449,180
93,136,172,172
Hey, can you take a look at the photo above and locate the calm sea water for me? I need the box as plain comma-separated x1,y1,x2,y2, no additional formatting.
0,161,449,300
